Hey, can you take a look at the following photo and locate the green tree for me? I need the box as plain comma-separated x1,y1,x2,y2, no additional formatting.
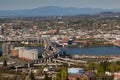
0,57,4,61
56,72,61,80
83,77,88,80
61,67,68,80
100,61,110,71
116,65,120,71
97,65,105,77
88,62,97,71
20,72,26,79
108,63,117,72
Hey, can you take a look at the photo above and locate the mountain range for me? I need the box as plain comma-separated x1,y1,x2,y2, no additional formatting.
0,6,120,17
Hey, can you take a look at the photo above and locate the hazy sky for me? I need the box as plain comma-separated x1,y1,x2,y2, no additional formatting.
0,0,120,10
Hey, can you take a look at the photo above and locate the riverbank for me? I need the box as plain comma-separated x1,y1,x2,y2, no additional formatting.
71,38,114,48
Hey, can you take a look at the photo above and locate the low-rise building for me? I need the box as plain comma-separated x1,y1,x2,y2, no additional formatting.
68,74,89,80
68,68,95,80
68,68,85,74
114,72,120,80
10,49,19,57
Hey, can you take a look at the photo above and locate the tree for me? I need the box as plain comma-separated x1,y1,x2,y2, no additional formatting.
56,72,61,80
88,62,97,71
61,67,68,80
97,65,105,78
30,72,35,80
55,67,68,80
3,59,7,67
20,72,26,79
44,73,51,80
0,57,4,61
63,63,68,68
108,63,117,72
35,69,42,76
100,61,110,71
116,65,120,71
83,77,89,80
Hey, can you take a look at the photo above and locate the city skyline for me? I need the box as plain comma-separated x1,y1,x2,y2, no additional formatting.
0,0,120,10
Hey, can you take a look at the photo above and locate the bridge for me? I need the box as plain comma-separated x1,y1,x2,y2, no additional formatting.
31,35,86,66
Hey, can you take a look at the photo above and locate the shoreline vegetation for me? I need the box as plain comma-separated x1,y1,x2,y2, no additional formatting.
68,43,114,48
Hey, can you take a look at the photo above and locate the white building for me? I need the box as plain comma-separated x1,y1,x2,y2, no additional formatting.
15,47,38,60
68,68,85,74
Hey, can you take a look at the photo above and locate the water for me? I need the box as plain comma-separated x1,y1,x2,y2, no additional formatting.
0,46,120,56
24,46,120,56
60,46,120,56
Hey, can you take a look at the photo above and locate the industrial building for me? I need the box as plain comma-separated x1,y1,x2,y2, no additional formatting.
10,47,38,61
0,25,4,35
19,48,38,60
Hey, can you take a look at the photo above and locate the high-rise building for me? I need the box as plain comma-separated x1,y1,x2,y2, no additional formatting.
0,26,4,35
2,42,14,58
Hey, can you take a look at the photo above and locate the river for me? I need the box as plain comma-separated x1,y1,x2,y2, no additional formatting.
28,46,120,56
0,46,120,56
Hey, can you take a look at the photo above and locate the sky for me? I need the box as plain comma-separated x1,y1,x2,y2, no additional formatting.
0,0,120,10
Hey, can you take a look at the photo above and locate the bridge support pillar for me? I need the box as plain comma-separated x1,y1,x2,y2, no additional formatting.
28,63,30,69
49,58,52,63
44,59,47,63
15,66,18,72
68,63,70,66
47,58,49,63
41,60,43,63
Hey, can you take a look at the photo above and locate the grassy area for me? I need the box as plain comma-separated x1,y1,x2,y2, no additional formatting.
0,56,4,61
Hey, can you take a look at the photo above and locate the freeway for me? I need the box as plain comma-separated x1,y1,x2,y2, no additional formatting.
41,35,60,58
57,57,87,63
53,59,77,65
33,35,86,66
34,63,63,66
